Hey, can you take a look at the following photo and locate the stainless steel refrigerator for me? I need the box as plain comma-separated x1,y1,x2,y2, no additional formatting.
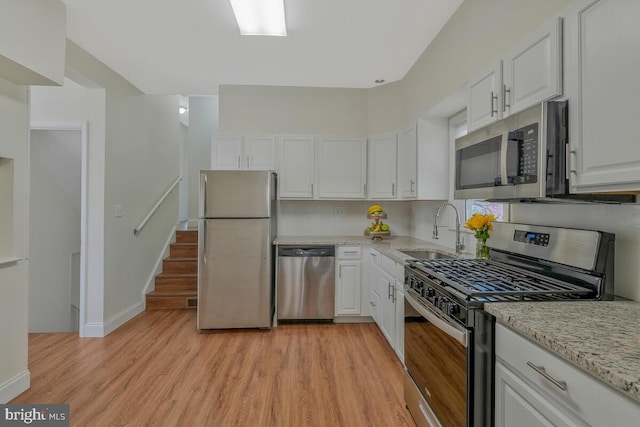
197,170,276,330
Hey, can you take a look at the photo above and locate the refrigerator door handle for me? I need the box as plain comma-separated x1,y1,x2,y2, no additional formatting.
202,221,207,264
200,173,207,218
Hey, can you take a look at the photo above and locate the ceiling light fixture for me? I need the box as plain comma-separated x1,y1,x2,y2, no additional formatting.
229,0,287,36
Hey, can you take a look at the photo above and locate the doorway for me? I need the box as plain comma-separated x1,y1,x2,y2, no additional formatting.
28,125,87,332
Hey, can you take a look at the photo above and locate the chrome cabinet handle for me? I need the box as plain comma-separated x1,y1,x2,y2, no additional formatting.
343,251,358,254
388,282,394,301
503,85,510,112
392,182,396,196
370,301,376,307
490,91,498,117
237,156,241,169
410,179,415,194
527,361,568,391
246,155,250,169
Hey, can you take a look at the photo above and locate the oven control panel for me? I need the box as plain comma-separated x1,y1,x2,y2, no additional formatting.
514,229,549,247
405,273,467,326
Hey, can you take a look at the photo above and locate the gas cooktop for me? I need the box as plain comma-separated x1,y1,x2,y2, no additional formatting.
407,258,594,302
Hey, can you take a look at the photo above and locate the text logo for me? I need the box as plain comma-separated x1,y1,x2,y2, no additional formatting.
0,405,69,426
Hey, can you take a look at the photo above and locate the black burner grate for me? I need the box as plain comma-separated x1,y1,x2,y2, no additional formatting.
409,258,593,300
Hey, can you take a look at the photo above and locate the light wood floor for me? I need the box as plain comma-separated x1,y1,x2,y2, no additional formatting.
12,310,417,427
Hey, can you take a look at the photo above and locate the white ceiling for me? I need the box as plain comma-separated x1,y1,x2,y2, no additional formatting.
62,0,463,95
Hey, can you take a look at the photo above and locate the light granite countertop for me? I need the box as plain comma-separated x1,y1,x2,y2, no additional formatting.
273,235,469,263
485,301,640,403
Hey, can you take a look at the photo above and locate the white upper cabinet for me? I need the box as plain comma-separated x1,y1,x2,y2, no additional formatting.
416,117,449,200
211,135,275,170
398,124,418,198
467,62,503,132
277,135,315,199
211,135,244,170
317,137,367,199
503,17,563,116
245,136,276,170
467,16,563,132
368,133,398,199
565,0,640,192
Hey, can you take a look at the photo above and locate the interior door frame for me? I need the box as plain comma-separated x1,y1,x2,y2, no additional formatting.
29,121,88,336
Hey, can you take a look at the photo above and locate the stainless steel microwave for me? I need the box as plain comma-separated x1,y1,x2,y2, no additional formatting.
454,101,568,200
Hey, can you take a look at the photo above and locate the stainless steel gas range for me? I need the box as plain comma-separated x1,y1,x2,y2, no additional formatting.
403,222,615,427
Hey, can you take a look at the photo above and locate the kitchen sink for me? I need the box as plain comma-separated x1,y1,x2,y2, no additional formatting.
400,250,452,260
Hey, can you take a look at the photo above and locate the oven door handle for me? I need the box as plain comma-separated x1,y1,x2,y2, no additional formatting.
405,292,468,348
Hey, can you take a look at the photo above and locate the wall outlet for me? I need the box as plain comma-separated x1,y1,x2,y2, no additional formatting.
115,204,123,218
334,206,345,216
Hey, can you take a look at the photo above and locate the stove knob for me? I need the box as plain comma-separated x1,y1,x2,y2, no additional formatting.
426,287,435,298
442,301,460,317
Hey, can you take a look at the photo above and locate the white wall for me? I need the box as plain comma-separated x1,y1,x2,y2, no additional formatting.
278,200,411,237
63,41,181,331
0,0,65,86
30,77,106,334
29,129,81,332
0,78,30,402
219,85,368,135
188,96,218,221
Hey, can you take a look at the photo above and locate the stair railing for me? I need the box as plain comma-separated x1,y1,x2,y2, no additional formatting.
134,175,183,236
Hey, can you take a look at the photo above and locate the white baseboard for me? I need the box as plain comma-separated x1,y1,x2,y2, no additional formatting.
141,225,177,298
332,316,375,324
83,301,145,337
187,218,198,228
0,370,30,403
83,322,104,337
103,302,145,336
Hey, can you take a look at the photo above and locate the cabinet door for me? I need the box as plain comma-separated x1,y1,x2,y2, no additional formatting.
277,136,315,198
503,17,562,116
379,271,395,344
467,62,503,132
335,261,361,316
317,137,367,198
394,283,404,362
245,136,275,170
361,248,379,316
398,125,417,198
368,133,397,199
566,0,640,192
211,135,243,170
495,361,584,427
369,288,381,324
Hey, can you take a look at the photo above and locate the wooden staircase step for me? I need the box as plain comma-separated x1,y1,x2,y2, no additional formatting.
175,230,198,244
162,258,197,274
154,274,197,292
147,228,199,311
146,291,197,310
170,242,198,258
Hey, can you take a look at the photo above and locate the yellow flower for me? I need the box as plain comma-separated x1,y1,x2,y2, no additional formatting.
464,213,497,239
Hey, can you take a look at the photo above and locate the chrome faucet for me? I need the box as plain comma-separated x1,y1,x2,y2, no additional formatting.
433,202,465,255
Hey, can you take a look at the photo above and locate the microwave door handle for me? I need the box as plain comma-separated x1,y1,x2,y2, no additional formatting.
500,133,508,186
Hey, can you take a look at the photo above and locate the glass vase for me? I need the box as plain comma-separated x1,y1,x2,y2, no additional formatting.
476,238,489,260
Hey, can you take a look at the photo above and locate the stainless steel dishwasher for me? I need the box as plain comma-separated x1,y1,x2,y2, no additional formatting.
277,246,335,320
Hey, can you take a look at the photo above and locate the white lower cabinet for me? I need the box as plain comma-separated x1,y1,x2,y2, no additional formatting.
363,247,405,361
335,246,361,316
495,323,640,427
379,270,395,343
495,361,584,427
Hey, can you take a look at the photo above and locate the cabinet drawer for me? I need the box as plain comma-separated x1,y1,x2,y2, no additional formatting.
367,248,381,265
495,323,640,426
337,246,361,259
381,254,396,276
